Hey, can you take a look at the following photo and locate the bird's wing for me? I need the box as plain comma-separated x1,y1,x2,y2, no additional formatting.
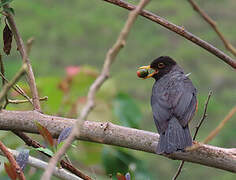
151,85,171,134
151,76,197,133
173,78,197,127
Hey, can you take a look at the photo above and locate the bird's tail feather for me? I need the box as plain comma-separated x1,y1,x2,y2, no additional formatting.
156,117,192,154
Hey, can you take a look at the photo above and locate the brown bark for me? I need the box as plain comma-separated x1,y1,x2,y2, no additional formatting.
0,110,235,173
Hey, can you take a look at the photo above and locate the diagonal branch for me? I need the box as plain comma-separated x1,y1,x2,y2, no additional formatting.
41,0,150,179
188,0,236,57
0,53,9,108
203,105,236,144
0,64,27,105
12,131,92,180
103,0,236,69
2,3,41,111
0,148,82,180
0,141,25,180
0,71,34,105
0,110,236,173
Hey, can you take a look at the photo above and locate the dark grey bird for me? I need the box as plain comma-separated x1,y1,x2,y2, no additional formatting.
138,56,197,154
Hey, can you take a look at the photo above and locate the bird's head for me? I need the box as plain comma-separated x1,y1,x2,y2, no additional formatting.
137,56,177,80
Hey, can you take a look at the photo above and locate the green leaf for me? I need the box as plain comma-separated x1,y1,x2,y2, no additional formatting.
36,147,54,157
102,147,135,177
36,77,63,113
102,147,153,179
35,121,54,147
113,92,142,128
0,0,13,7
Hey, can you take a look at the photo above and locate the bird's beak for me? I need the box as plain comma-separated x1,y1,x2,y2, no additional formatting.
138,65,158,79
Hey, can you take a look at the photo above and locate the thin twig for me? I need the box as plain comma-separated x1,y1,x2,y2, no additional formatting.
188,0,236,57
172,91,212,180
2,3,41,111
0,141,26,180
8,96,48,104
187,105,236,152
26,37,34,55
0,53,9,108
0,54,4,86
41,0,150,179
103,0,236,69
203,105,236,144
172,161,185,180
0,64,27,105
12,131,91,180
193,90,213,140
0,72,33,105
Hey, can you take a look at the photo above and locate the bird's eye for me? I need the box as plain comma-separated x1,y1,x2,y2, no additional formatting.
158,62,165,68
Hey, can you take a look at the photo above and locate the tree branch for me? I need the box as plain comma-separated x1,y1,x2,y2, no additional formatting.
188,0,236,57
8,96,48,104
0,110,235,173
0,53,9,108
0,141,25,180
0,64,27,105
0,149,82,180
0,72,34,105
102,0,236,69
2,3,41,111
12,131,92,180
203,105,236,144
41,0,150,179
173,91,212,180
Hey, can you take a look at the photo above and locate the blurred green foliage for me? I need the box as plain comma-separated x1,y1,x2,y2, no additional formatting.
0,0,236,179
113,92,142,129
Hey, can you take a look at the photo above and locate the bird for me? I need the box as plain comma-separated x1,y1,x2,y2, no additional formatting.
138,56,197,154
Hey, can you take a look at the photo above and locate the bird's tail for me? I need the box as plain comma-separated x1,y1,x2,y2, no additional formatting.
156,117,192,154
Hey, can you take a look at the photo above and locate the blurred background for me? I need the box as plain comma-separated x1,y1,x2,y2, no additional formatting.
0,0,235,179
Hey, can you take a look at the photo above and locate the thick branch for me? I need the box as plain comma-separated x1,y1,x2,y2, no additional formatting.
0,110,235,173
103,0,236,69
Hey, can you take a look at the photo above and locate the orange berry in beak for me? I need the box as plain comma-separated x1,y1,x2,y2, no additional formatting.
137,69,149,78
